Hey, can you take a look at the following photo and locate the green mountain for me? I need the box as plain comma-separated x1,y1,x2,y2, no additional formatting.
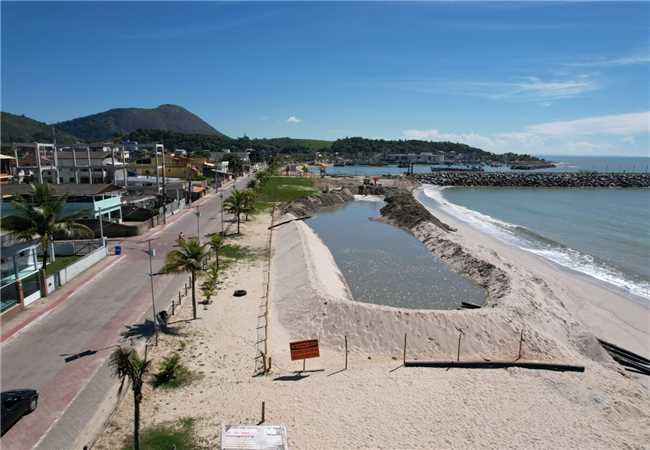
1,112,79,145
54,104,226,141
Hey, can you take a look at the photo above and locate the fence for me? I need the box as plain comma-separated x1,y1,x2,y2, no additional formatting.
53,239,104,256
45,245,108,295
254,206,274,376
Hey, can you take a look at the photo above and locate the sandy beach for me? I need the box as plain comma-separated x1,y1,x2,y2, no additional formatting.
94,184,649,450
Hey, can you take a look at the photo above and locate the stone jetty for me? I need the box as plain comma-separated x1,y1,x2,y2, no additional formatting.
414,171,650,188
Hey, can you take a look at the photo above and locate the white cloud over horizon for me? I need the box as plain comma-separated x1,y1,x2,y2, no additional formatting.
286,115,302,123
566,55,650,68
461,76,599,100
379,75,600,102
403,111,650,156
526,111,650,136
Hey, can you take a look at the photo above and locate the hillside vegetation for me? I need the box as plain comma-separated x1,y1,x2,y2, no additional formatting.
54,104,225,141
1,112,79,145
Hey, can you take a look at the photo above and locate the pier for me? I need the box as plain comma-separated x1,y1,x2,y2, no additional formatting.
414,171,650,188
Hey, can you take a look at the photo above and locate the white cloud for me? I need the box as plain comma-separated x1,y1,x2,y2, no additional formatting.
566,55,650,67
286,116,301,124
526,111,650,136
462,76,599,100
381,76,599,102
402,111,650,156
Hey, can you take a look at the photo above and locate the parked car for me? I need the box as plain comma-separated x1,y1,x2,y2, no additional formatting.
1,390,38,435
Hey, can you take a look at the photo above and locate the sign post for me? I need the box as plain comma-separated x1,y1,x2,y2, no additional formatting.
289,339,320,372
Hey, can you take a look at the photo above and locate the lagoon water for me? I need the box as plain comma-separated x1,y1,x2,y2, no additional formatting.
418,186,650,303
307,199,486,309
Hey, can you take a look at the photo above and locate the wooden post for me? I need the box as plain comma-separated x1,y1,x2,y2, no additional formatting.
178,291,182,305
457,330,464,362
171,300,175,316
345,335,348,370
267,356,272,374
260,401,265,424
185,284,188,296
517,329,524,361
403,333,407,365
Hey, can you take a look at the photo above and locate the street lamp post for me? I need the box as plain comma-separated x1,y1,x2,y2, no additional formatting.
195,206,201,242
146,239,159,345
220,192,224,236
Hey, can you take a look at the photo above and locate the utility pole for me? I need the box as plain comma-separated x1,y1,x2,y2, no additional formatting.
97,206,104,244
146,239,159,345
220,192,224,236
121,145,128,188
161,144,167,224
195,206,201,242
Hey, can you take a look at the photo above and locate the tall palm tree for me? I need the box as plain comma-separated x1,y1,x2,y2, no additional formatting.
0,183,93,272
208,234,224,271
109,346,150,450
224,190,246,234
162,238,208,319
242,189,257,221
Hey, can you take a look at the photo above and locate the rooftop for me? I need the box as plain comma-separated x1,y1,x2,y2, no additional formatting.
2,183,124,198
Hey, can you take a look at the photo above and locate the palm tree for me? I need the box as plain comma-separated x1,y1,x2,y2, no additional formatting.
109,346,150,450
0,183,93,272
208,234,224,271
162,238,208,319
200,261,219,306
242,189,257,221
224,190,246,234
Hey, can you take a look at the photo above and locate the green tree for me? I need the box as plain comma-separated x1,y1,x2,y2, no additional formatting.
0,183,93,272
242,189,257,221
162,238,209,320
109,346,150,450
200,262,219,306
208,234,224,272
224,190,246,234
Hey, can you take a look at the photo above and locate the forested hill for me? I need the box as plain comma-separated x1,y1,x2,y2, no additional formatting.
331,137,490,157
1,112,79,145
54,104,225,141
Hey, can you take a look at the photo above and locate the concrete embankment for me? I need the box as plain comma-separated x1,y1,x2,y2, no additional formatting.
415,171,650,187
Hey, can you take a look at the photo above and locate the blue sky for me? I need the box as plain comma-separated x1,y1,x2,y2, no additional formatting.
2,1,649,156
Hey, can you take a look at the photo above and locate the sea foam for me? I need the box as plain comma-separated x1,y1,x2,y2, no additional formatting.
419,185,650,302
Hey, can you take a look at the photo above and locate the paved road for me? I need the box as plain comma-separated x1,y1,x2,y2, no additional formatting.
0,176,251,450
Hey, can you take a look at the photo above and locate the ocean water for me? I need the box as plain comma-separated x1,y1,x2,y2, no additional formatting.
311,156,650,176
306,199,486,309
417,186,650,303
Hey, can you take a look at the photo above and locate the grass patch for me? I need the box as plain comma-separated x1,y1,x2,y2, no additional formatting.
255,176,318,209
121,417,199,450
152,353,194,389
42,255,82,275
220,244,254,260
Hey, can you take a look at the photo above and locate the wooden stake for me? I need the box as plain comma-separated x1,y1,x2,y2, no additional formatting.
171,300,175,315
345,335,348,370
457,330,464,362
403,333,407,365
261,401,265,424
518,329,524,361
178,291,182,305
267,356,272,373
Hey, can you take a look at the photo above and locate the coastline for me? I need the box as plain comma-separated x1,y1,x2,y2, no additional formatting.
415,185,650,359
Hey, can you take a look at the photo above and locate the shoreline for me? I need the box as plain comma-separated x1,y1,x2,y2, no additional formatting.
412,185,649,360
422,184,650,306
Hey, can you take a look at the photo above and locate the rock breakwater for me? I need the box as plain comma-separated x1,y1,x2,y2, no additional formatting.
415,171,650,187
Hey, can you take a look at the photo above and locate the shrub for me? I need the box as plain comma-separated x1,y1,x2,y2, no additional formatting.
121,417,198,450
152,353,193,389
